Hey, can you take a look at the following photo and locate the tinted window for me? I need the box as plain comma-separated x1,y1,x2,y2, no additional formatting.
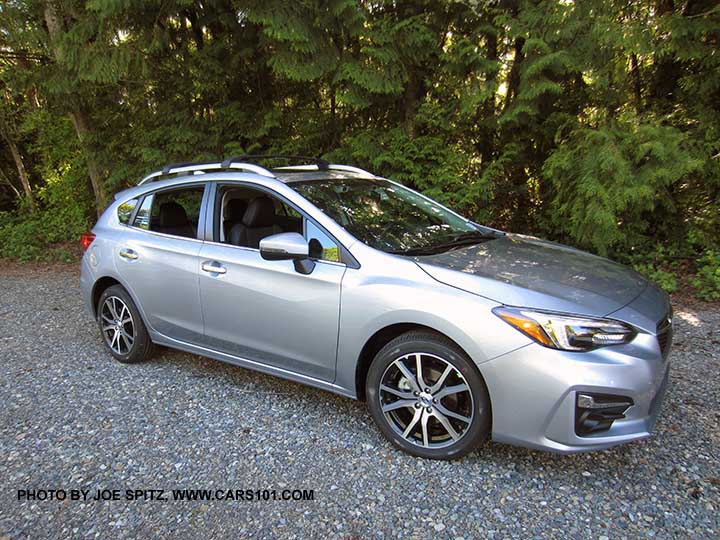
132,186,204,239
218,186,305,247
217,186,341,262
118,198,138,225
133,197,152,229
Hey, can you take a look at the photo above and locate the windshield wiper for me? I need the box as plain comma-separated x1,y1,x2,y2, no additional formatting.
390,232,495,256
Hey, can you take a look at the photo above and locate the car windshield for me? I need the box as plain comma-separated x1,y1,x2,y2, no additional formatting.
290,178,487,254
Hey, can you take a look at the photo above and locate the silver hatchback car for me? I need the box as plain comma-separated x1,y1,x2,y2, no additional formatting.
80,156,672,460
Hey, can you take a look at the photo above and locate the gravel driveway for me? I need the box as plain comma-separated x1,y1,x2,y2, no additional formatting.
1,264,718,539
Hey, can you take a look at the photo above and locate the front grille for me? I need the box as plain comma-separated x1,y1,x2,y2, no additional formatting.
656,310,673,360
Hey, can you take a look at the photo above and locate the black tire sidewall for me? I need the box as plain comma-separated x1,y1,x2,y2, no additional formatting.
366,332,491,460
97,285,152,364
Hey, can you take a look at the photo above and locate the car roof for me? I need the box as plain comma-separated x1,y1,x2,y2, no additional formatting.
112,169,379,202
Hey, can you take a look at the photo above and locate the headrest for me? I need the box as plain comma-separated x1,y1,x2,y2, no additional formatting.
242,197,275,227
226,199,248,221
158,202,188,227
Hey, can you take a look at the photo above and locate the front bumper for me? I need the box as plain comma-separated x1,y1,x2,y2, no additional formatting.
480,329,670,453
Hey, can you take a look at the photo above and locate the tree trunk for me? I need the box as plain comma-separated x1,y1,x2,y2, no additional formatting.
68,110,106,213
503,37,525,113
652,0,681,107
44,1,106,215
630,53,643,113
184,9,205,50
402,74,425,139
484,31,498,119
477,29,498,165
3,132,35,210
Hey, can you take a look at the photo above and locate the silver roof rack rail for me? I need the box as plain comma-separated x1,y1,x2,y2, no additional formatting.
273,163,375,177
328,164,375,176
138,161,275,185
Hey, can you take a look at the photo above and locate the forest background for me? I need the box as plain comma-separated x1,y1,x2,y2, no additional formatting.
1,0,718,299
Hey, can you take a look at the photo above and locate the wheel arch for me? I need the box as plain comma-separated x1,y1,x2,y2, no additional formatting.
90,275,150,333
91,276,123,318
354,323,480,402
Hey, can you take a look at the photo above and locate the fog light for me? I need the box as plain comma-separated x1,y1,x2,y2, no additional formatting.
575,392,633,436
577,393,634,409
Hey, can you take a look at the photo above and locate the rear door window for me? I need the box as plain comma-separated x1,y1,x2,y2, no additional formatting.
133,197,152,229
132,186,205,239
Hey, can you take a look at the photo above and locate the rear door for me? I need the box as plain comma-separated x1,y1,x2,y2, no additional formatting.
115,183,207,344
197,183,345,382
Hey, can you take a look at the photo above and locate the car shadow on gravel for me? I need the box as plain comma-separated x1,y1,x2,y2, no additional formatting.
143,301,718,475
144,334,668,468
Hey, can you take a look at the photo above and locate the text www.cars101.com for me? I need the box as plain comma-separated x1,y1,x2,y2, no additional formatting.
17,489,314,502
175,489,314,501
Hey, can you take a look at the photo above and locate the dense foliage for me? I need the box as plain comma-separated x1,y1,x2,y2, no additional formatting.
1,1,718,298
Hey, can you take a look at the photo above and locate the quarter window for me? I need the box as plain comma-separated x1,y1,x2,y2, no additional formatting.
117,198,138,225
306,219,340,262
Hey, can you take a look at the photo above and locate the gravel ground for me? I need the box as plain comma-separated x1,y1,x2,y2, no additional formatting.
1,264,718,540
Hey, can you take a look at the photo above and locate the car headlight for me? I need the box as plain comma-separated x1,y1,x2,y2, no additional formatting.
492,307,636,351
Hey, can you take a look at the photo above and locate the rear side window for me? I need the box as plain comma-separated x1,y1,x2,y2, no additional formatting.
132,186,205,239
117,198,138,225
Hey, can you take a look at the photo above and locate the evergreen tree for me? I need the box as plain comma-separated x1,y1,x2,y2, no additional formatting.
0,0,717,294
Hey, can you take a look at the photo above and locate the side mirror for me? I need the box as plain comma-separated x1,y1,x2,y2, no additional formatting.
259,232,315,274
260,232,309,260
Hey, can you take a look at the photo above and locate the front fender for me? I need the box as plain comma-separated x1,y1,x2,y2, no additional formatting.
334,267,532,396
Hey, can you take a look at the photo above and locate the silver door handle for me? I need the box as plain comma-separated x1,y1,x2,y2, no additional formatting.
119,248,138,260
201,261,227,274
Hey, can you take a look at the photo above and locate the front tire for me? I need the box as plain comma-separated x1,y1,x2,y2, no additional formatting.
97,285,154,364
366,331,491,460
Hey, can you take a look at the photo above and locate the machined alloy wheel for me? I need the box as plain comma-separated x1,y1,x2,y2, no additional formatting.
367,331,491,460
97,284,154,364
100,296,135,355
379,352,474,449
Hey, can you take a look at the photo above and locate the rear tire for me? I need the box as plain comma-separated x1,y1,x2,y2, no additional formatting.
97,285,154,364
366,331,491,460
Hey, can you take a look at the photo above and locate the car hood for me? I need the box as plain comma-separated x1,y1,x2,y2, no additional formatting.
413,234,648,317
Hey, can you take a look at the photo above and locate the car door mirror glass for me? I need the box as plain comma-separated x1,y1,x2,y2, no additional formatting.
259,232,309,261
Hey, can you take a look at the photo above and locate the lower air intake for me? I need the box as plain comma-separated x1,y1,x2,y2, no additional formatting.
575,393,634,436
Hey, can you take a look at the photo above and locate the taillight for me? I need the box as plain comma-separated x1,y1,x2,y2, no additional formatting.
80,232,96,251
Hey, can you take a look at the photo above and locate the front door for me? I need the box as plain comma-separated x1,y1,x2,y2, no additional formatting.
197,184,345,382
